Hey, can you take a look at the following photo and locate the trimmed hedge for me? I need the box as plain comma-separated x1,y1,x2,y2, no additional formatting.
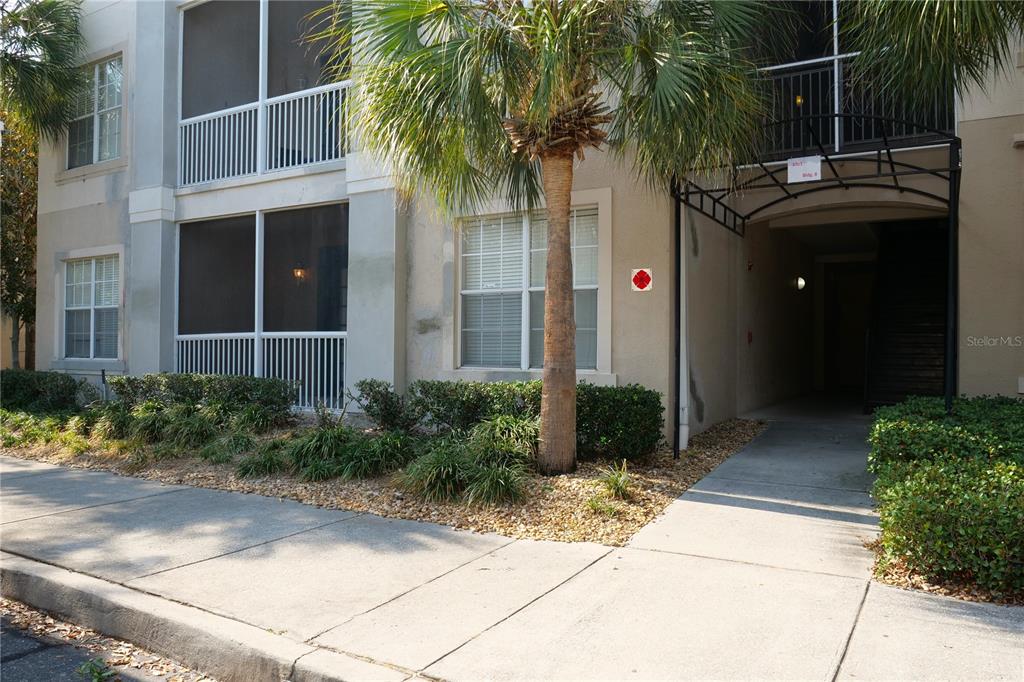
870,395,1024,594
356,379,664,460
874,457,1024,593
108,373,293,421
0,369,96,412
869,396,1024,471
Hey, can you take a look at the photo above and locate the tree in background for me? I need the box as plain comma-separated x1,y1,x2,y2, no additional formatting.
1,110,37,368
1,0,86,141
312,0,769,473
2,0,86,368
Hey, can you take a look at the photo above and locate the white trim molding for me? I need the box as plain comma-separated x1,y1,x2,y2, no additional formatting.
129,186,175,223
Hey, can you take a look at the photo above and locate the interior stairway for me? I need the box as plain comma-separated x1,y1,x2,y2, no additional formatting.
864,221,948,409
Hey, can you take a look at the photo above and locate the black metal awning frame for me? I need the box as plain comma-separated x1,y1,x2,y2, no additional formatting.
671,113,963,412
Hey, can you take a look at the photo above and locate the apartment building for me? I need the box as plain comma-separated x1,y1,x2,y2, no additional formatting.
35,0,1023,445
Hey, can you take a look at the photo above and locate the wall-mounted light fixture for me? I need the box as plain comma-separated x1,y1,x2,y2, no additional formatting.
292,267,308,283
795,94,804,107
794,276,807,291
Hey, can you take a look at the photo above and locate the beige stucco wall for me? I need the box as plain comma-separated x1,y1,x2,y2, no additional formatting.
956,55,1024,397
403,150,677,440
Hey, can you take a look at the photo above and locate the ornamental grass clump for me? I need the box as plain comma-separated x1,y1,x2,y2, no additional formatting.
397,437,476,503
599,460,633,500
236,439,289,478
337,430,419,480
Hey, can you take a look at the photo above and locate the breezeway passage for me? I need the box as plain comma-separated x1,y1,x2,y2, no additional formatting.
2,412,1021,681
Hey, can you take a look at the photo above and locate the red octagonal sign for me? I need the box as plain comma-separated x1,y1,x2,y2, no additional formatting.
631,268,652,292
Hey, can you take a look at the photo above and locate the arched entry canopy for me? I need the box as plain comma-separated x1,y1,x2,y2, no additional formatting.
673,114,961,238
670,113,962,421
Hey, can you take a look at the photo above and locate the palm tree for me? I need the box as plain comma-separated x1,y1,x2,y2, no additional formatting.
1,0,86,141
842,0,1024,106
313,0,769,473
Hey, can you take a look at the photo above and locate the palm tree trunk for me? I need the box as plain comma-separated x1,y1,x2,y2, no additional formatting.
537,152,576,474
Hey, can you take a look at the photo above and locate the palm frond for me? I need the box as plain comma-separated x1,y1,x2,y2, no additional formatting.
842,0,1024,107
1,0,88,141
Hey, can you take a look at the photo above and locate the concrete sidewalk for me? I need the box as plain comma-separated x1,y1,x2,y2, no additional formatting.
2,417,1022,681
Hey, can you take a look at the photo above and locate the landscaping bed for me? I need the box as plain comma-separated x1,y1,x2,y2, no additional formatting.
0,370,764,546
868,396,1024,604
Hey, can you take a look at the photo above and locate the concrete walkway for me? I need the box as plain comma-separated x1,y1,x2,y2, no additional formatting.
2,414,1022,681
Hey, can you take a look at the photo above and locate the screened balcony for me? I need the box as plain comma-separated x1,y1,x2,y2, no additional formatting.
175,204,349,410
177,0,348,187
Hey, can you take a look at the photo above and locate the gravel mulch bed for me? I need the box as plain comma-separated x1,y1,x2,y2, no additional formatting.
867,541,1024,606
1,597,217,681
1,418,765,546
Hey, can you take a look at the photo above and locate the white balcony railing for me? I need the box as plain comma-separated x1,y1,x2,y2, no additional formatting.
178,81,348,187
174,331,347,410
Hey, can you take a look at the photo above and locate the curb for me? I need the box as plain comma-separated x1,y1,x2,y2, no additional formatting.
0,552,409,682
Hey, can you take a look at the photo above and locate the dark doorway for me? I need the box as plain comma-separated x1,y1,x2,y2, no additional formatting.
823,261,875,396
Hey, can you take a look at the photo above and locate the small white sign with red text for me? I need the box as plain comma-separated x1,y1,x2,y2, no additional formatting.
631,268,653,292
787,155,821,183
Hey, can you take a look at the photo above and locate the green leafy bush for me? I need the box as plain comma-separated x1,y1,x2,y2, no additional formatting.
129,401,171,444
468,415,539,466
576,383,664,459
398,437,476,502
869,396,1024,471
0,369,96,411
465,460,528,505
108,373,293,422
353,379,422,431
200,430,256,464
408,380,495,431
874,457,1024,593
407,379,662,459
92,402,134,440
164,413,217,449
236,440,288,477
338,430,419,479
230,404,277,433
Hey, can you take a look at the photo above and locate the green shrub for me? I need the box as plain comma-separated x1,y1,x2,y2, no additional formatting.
288,425,355,473
468,415,539,467
0,369,96,411
108,373,294,421
236,440,288,477
398,437,476,502
599,460,632,500
465,461,528,505
353,379,422,431
408,380,494,431
92,402,134,440
164,413,217,449
407,379,663,460
338,430,419,479
869,396,1024,471
874,457,1024,593
230,404,277,433
130,401,170,444
576,383,663,459
200,430,256,464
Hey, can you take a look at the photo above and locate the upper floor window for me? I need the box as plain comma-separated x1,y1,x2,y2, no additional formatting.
64,254,120,359
460,207,599,370
67,55,122,169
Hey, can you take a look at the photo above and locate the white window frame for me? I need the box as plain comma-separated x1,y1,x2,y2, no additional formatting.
455,187,612,375
67,54,123,169
58,246,124,361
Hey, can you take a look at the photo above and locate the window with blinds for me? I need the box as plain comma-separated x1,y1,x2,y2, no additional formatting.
64,255,120,359
459,207,598,370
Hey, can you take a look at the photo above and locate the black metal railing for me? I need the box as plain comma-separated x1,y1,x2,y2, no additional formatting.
761,55,954,159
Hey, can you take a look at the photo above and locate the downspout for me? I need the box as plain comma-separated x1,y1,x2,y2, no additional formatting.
943,140,961,413
673,182,690,456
